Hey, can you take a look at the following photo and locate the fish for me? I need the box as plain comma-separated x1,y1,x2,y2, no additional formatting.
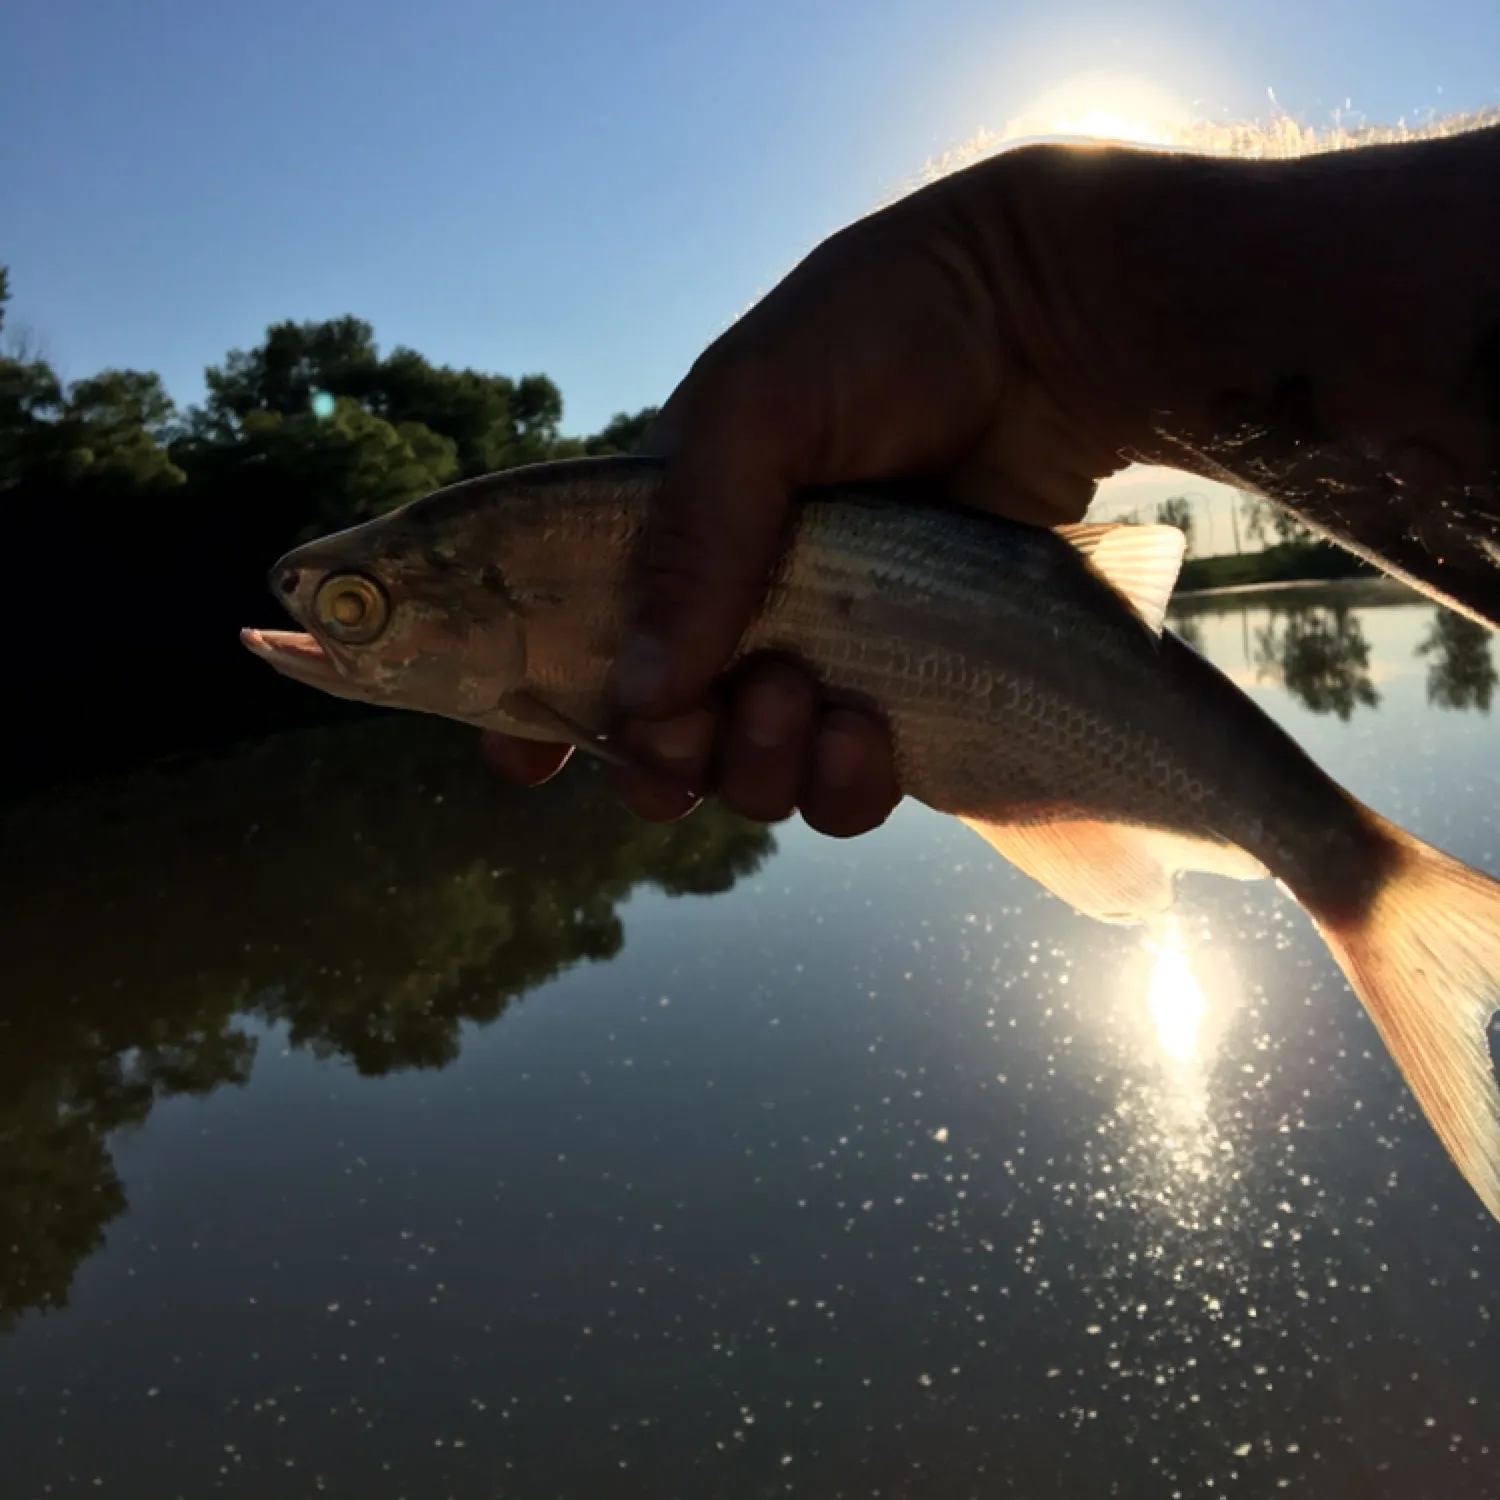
243,453,1500,1221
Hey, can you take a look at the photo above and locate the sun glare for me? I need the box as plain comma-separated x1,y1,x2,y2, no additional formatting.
1041,107,1178,147
914,71,1195,191
916,71,1497,196
1004,72,1190,149
1145,921,1208,1065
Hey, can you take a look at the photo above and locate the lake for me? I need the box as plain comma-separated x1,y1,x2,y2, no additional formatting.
3,580,1499,1499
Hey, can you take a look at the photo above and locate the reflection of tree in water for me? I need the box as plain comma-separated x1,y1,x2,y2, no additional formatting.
1169,615,1205,656
0,1003,258,1337
0,718,772,1331
1252,604,1379,720
1416,609,1496,713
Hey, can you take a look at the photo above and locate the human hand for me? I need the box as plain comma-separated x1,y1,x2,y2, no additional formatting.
484,146,1141,832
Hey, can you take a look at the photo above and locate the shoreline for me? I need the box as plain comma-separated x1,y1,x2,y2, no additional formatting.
1169,573,1419,614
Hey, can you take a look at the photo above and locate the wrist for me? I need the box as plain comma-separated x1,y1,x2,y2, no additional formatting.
947,129,1500,497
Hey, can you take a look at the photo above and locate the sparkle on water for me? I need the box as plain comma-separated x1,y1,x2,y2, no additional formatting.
2,585,1499,1493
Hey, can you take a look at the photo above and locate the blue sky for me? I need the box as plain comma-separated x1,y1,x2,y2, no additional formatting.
4,0,1498,443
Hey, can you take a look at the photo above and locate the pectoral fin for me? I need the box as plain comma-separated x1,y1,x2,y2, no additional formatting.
495,691,641,772
960,814,1267,924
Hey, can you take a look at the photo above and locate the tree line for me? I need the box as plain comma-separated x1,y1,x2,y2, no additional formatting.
1,266,658,789
1,265,657,511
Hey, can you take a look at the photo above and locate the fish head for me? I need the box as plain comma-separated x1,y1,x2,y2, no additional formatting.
242,509,528,726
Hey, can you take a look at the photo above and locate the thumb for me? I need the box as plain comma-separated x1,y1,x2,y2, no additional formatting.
611,398,800,719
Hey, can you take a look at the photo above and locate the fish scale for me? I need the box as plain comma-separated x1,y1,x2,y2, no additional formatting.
737,502,1200,827
244,452,1500,1223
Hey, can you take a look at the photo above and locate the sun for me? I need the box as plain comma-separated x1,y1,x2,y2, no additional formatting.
912,70,1204,195
1001,72,1191,149
1040,106,1179,147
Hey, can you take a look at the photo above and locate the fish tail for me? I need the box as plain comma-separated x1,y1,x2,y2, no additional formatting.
1312,809,1500,1220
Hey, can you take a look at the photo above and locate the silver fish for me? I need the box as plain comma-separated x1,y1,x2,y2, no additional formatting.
244,454,1500,1220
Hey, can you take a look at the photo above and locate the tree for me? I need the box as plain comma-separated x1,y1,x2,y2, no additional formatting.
508,372,566,460
371,348,563,475
1155,495,1197,556
1241,491,1312,547
199,315,383,432
197,319,574,483
585,406,661,456
1416,609,1497,712
1253,604,1379,719
230,397,460,535
0,359,184,493
61,369,185,489
0,356,64,490
0,279,178,485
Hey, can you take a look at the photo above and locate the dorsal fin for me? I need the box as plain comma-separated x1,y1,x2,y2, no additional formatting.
1055,523,1186,636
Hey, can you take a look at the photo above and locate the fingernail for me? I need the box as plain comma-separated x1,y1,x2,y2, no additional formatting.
643,712,711,766
743,677,806,750
815,724,862,790
610,631,670,711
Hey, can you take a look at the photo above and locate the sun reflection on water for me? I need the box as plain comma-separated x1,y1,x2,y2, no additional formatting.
1145,922,1209,1066
1095,914,1246,1217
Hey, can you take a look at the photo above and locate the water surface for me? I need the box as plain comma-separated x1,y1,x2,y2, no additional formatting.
4,582,1499,1498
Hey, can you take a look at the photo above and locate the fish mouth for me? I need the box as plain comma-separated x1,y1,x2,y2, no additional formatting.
241,627,351,691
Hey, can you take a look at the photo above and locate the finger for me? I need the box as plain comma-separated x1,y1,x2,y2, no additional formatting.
717,658,818,824
605,707,718,823
481,731,573,786
798,708,902,839
608,356,813,720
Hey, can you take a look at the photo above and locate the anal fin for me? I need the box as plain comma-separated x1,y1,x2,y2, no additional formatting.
960,814,1267,924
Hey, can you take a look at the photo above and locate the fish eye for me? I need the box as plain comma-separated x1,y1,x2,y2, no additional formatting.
313,573,390,644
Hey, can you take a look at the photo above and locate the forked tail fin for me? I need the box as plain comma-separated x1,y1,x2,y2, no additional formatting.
1317,813,1500,1220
